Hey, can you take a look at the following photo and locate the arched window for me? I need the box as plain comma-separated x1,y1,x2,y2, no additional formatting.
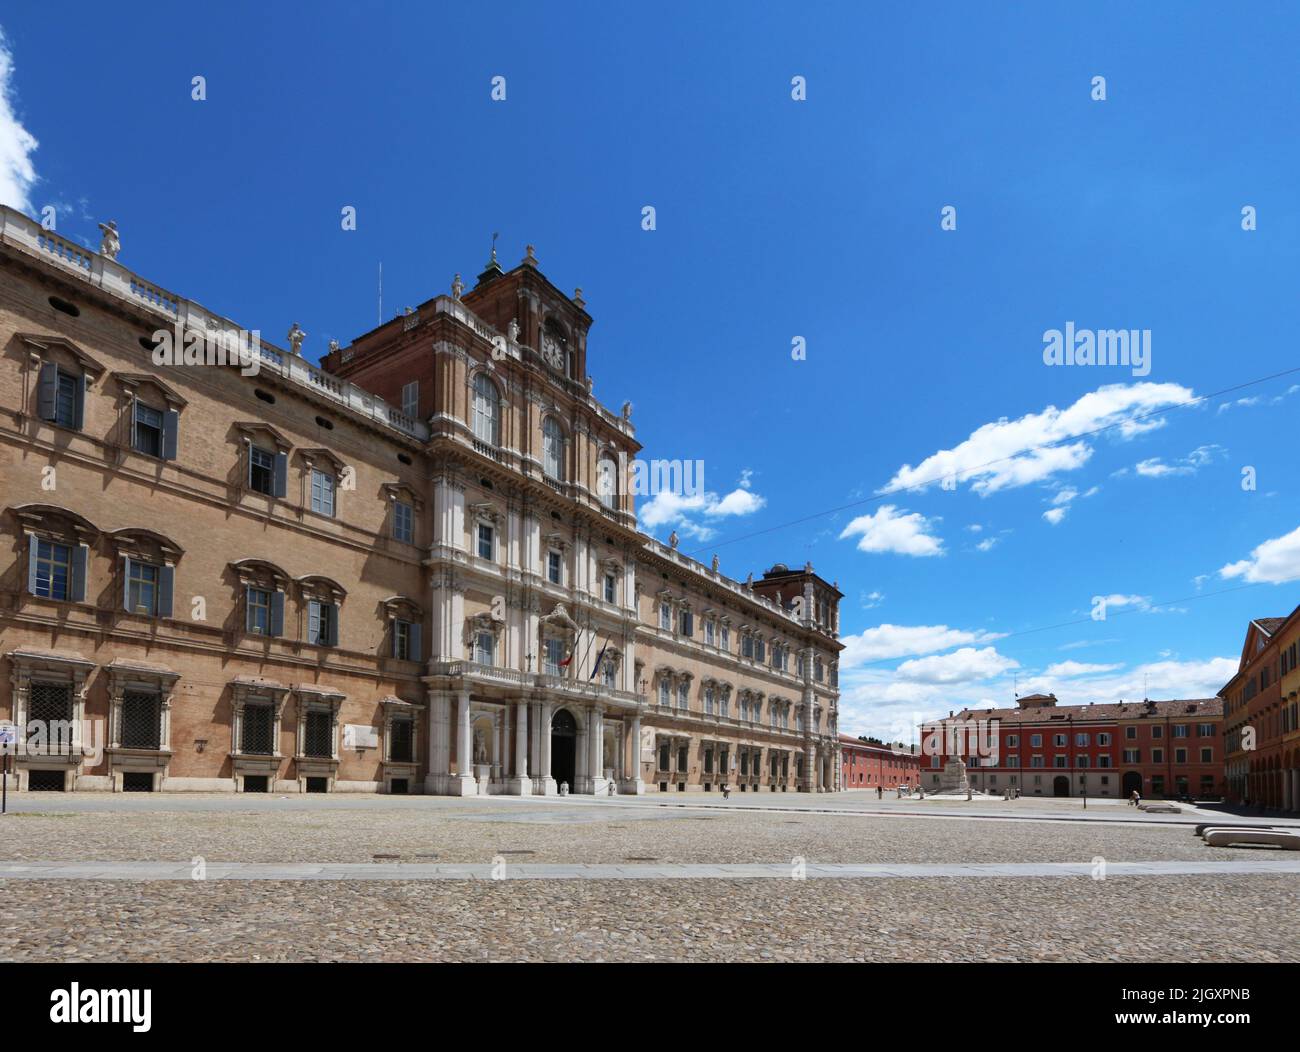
472,372,499,446
596,456,618,509
542,416,564,480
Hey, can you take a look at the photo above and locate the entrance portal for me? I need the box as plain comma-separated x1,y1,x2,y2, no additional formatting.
551,708,577,792
1052,775,1069,797
1122,771,1142,798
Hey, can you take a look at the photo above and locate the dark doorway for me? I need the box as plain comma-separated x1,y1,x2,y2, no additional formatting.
1052,775,1069,797
551,708,577,792
1122,771,1142,798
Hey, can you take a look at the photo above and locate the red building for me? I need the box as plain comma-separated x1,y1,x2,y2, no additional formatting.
920,693,1223,799
839,736,920,790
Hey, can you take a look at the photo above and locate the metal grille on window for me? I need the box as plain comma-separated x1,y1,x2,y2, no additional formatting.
121,691,162,750
241,703,274,754
304,710,333,758
390,719,413,763
29,683,74,750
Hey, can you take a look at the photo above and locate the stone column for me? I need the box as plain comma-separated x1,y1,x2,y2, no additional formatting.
538,701,557,795
508,699,532,795
448,689,476,795
620,715,645,794
424,691,451,794
587,705,604,794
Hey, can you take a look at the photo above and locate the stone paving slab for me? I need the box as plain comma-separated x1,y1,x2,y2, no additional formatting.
3,859,1299,880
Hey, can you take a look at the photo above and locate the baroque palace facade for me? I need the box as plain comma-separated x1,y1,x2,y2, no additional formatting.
0,205,843,794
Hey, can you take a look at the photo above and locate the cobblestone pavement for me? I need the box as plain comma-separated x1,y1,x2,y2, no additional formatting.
1,795,1296,962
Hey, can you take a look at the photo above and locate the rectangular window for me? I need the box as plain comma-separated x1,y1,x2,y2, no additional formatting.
677,682,688,710
681,609,694,637
477,524,494,561
304,710,333,758
1125,726,1137,739
311,469,335,517
247,587,271,634
704,619,714,645
390,719,414,763
120,690,162,750
1197,723,1214,737
55,370,79,427
1031,755,1044,768
1097,755,1111,768
1030,734,1042,747
1200,747,1212,763
1123,749,1140,764
720,625,729,651
742,634,754,659
394,620,412,661
1151,748,1163,763
1098,733,1111,746
604,574,616,604
133,402,164,458
1173,724,1188,738
544,637,565,676
476,631,496,666
1173,747,1187,764
33,539,72,601
1006,754,1019,768
1151,726,1163,739
1053,755,1067,768
127,560,159,616
659,602,672,630
754,638,765,662
393,501,414,544
1054,734,1067,747
1075,733,1089,746
658,679,670,706
548,550,562,585
308,600,337,647
240,703,274,755
401,380,419,418
249,446,275,495
1077,755,1089,768
1006,735,1019,748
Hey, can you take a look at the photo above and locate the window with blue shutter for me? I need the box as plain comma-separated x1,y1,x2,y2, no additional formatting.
30,539,72,600
38,363,84,429
309,600,337,647
133,402,164,457
311,469,335,517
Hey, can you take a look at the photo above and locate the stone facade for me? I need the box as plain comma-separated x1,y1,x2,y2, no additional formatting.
0,207,842,794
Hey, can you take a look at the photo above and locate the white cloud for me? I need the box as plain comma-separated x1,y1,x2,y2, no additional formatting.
881,382,1193,497
839,623,1004,667
0,28,38,212
894,646,1020,685
975,536,999,551
839,504,943,557
1043,660,1123,678
1042,507,1068,525
638,469,766,541
1220,525,1300,585
1133,444,1223,478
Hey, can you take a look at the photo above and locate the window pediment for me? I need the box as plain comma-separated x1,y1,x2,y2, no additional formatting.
19,333,106,378
106,527,184,564
230,558,289,588
299,448,345,475
235,422,292,453
382,595,424,620
381,482,422,510
113,373,188,410
8,503,99,544
296,574,347,602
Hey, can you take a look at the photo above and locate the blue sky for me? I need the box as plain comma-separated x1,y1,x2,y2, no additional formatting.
2,2,1298,741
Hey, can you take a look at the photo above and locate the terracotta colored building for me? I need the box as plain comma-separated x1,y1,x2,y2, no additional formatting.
0,205,843,794
839,735,920,790
1221,606,1300,810
920,693,1223,799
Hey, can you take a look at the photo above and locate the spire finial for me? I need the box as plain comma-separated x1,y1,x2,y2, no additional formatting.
490,230,499,263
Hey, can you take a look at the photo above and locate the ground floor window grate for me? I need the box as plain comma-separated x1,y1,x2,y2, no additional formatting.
303,710,333,758
241,704,274,754
28,769,65,791
122,771,154,792
389,778,409,795
121,691,162,750
390,719,413,763
29,683,74,751
305,776,328,793
242,775,268,793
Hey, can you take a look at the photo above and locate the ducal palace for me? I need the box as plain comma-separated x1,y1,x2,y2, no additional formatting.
0,205,844,795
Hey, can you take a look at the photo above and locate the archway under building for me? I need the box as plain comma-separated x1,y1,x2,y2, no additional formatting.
551,708,577,793
1052,775,1069,797
1122,771,1142,798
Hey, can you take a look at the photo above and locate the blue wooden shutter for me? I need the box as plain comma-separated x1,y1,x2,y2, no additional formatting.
162,410,179,460
73,373,86,430
273,452,288,498
308,600,320,644
158,565,174,618
37,362,57,421
26,540,39,595
122,556,133,611
410,622,422,663
71,544,88,602
269,590,285,637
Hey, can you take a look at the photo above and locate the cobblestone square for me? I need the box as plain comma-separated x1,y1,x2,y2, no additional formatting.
1,793,1296,963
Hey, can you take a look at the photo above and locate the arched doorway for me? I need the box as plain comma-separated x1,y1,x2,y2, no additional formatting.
1052,775,1069,797
551,708,578,793
1122,771,1142,798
